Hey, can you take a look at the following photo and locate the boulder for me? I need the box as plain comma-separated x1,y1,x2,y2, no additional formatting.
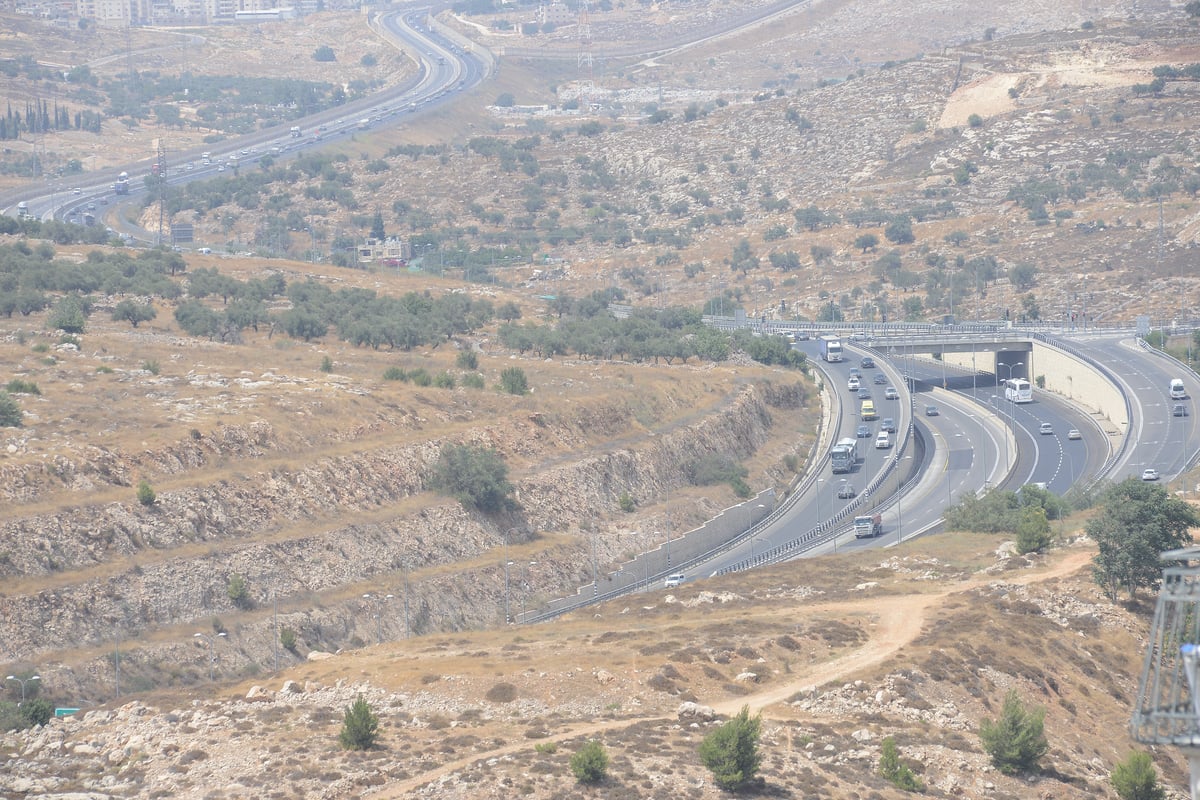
677,701,716,721
279,680,303,694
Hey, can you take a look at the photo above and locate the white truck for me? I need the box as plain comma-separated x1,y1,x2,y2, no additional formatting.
1170,378,1187,400
854,514,882,539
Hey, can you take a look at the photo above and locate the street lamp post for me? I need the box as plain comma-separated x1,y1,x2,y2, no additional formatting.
521,560,538,623
997,361,1024,477
193,632,226,681
363,593,394,644
403,561,410,639
5,674,40,706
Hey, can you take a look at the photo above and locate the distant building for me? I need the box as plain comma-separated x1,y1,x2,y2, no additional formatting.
538,1,572,25
357,237,409,267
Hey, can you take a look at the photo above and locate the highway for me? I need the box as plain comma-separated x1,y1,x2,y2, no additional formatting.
699,330,1190,581
0,6,484,234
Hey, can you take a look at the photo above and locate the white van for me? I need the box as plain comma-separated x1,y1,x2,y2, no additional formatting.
875,430,891,449
1170,378,1187,400
664,573,685,588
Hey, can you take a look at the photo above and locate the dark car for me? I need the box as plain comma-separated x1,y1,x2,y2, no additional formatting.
881,417,896,433
856,423,871,438
925,405,939,416
1174,404,1189,417
873,373,887,385
837,482,856,499
860,357,875,369
857,388,872,400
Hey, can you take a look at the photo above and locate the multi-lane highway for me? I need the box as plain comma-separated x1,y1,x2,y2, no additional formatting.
0,7,485,233
701,329,1196,580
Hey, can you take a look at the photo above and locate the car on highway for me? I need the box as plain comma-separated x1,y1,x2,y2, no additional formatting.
860,357,875,369
884,386,899,399
1067,428,1082,440
72,187,81,194
836,482,856,499
1142,468,1160,481
1174,404,1189,417
873,373,887,385
925,405,939,416
881,417,896,433
847,376,861,391
857,388,871,400
875,431,892,449
1039,422,1054,435
856,423,871,438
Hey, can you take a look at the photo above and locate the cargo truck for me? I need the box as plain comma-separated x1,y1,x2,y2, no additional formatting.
831,437,858,474
854,514,882,539
819,335,843,362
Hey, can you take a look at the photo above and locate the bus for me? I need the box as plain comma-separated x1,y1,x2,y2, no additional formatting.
1004,378,1033,403
831,437,858,474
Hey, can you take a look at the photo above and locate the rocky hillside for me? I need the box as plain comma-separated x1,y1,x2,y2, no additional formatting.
0,267,813,703
3,537,1185,799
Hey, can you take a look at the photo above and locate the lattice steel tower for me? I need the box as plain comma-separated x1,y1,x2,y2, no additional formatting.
577,0,594,112
1132,546,1200,798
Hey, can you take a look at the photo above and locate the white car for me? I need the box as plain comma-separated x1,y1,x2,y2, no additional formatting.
875,431,891,449
1067,429,1082,440
884,387,899,400
1142,468,1159,482
1039,423,1054,435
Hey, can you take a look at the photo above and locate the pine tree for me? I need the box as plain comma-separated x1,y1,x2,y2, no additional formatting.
338,694,379,750
698,705,763,790
979,690,1049,775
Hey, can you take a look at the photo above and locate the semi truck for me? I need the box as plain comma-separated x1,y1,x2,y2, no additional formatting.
831,437,858,474
854,514,882,539
819,335,843,362
112,171,130,195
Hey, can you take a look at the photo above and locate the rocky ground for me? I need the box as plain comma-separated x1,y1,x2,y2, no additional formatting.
3,540,1185,799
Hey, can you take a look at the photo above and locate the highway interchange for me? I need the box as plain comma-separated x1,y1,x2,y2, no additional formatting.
0,7,1195,615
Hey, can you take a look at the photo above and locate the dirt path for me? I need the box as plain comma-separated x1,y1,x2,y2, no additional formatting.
368,546,1094,797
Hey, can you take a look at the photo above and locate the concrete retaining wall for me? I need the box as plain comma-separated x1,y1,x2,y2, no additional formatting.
943,342,1127,431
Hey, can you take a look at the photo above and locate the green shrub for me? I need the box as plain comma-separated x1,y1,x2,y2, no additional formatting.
534,741,558,754
227,573,252,609
0,392,22,428
319,356,333,373
456,350,478,370
979,689,1048,775
570,740,609,784
619,492,636,513
461,373,485,390
1111,751,1164,800
433,371,456,389
5,379,40,395
31,343,49,353
879,736,923,791
338,695,379,750
383,366,408,381
141,360,160,375
500,366,529,395
280,627,298,653
96,365,114,374
136,480,156,507
699,705,762,790
19,697,53,728
409,368,431,386
485,682,517,703
429,443,515,513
